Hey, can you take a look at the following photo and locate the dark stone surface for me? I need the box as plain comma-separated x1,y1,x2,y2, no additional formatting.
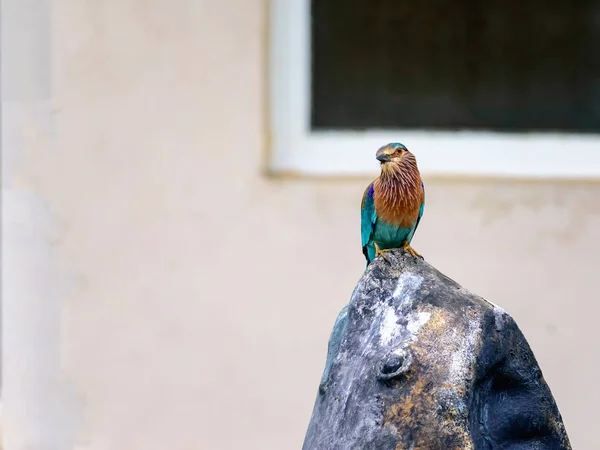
303,250,571,450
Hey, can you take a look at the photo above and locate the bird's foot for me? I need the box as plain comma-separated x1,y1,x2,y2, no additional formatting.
403,242,423,259
374,242,393,263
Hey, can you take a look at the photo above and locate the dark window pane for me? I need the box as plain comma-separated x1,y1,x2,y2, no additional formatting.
311,0,600,132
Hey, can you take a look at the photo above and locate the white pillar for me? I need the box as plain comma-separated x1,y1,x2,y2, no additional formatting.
1,0,80,448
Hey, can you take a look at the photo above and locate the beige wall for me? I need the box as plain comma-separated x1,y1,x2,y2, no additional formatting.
3,0,599,449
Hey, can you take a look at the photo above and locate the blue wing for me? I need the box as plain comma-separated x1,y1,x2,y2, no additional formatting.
406,181,425,243
361,182,377,262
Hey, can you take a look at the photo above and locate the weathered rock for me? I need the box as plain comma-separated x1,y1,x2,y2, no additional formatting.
303,250,571,450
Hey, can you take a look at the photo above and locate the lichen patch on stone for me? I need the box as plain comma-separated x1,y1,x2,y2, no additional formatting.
392,272,423,305
406,311,431,335
379,306,399,345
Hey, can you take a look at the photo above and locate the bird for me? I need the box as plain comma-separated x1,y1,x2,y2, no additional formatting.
361,143,425,265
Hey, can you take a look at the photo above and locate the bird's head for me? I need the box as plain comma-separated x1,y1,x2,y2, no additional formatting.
375,142,417,178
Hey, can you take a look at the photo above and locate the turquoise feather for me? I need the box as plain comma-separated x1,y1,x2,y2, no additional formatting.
361,181,425,265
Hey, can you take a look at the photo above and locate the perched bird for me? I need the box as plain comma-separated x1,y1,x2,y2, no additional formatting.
361,143,425,265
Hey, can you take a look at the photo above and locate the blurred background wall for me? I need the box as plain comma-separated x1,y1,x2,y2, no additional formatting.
2,0,599,449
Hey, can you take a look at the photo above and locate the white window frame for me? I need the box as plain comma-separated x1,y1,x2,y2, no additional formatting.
269,0,600,178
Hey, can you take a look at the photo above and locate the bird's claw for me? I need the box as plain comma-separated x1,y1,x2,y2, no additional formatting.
374,242,393,263
403,243,423,259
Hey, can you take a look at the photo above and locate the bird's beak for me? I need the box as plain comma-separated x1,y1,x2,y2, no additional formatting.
376,152,392,163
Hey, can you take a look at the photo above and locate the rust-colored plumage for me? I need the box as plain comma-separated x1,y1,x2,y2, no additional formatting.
373,150,423,228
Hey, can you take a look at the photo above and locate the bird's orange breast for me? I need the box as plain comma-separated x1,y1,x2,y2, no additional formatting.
374,178,423,228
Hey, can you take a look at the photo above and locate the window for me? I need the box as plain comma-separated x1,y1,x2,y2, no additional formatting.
269,0,600,178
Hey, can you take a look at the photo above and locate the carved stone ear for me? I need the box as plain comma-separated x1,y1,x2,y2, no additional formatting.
376,348,412,381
